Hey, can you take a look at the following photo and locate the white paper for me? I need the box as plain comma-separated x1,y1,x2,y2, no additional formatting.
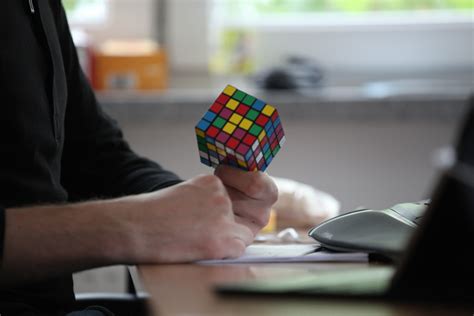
198,244,368,264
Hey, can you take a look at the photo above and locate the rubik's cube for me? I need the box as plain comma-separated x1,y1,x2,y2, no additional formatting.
195,85,285,172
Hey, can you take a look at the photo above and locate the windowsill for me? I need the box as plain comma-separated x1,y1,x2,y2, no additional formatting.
96,69,472,122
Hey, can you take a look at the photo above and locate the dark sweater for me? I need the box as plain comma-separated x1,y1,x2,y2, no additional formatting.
0,0,181,313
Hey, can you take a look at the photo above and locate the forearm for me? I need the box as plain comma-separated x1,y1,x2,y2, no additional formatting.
0,175,260,288
0,197,140,287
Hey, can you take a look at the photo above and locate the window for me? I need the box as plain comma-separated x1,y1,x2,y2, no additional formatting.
209,0,473,75
213,0,473,22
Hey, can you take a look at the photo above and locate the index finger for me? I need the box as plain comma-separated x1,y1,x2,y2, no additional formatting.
214,165,278,201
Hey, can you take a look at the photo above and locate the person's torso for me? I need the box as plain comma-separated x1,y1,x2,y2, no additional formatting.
0,0,68,208
0,0,74,313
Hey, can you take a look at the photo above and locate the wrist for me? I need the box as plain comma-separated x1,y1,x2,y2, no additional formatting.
96,196,144,265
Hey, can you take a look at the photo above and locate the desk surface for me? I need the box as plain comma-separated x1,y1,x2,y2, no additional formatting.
138,260,470,316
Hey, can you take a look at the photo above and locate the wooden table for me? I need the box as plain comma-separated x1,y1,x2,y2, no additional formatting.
137,259,470,316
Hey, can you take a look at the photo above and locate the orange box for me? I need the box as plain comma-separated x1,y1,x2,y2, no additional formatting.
92,40,168,91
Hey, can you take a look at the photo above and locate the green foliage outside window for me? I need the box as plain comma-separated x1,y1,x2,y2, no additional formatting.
252,0,473,13
63,0,100,13
63,0,79,12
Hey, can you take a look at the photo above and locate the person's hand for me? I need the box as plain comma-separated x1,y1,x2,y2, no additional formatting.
214,165,278,235
128,175,254,263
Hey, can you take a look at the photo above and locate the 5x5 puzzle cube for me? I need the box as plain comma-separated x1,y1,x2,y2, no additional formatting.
195,85,285,172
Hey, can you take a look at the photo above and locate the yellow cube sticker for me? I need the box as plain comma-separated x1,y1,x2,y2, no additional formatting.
229,113,243,125
223,85,237,96
195,128,205,138
223,122,237,134
206,143,216,151
262,104,275,117
239,118,253,130
226,99,239,110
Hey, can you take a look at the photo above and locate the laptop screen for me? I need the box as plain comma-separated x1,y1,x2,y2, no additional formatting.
389,97,474,302
456,96,474,167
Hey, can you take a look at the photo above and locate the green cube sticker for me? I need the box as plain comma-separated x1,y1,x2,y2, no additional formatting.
242,95,256,106
196,135,206,144
246,109,259,121
249,124,262,136
272,145,280,156
213,116,226,129
264,149,271,160
233,90,246,101
198,142,208,152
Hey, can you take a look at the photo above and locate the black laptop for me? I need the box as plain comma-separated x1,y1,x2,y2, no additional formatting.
216,97,474,303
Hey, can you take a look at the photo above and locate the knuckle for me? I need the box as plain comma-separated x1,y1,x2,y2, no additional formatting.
246,172,278,202
257,212,271,228
242,210,271,231
245,174,266,197
202,174,225,189
189,174,207,184
230,241,246,258
214,216,232,231
178,182,200,198
202,238,226,259
267,179,279,204
240,227,254,246
200,244,215,259
244,211,270,230
197,174,216,184
211,193,231,209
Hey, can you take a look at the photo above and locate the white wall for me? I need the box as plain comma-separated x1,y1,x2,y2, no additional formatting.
116,117,458,211
76,0,157,43
165,0,210,71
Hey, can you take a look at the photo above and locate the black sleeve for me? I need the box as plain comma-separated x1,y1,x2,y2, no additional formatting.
0,207,4,262
52,3,182,200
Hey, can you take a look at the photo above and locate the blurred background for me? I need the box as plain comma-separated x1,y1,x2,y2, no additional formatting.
65,0,473,293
